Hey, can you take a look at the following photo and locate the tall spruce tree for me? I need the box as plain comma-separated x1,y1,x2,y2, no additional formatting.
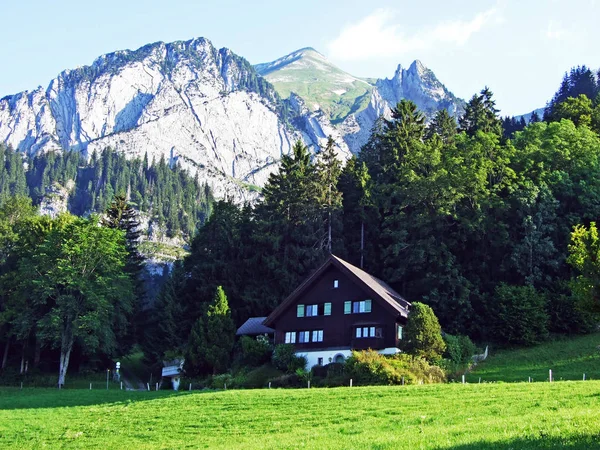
185,286,235,375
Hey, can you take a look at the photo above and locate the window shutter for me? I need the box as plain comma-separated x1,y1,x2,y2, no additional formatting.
365,299,372,313
344,301,351,314
297,304,305,317
324,303,332,316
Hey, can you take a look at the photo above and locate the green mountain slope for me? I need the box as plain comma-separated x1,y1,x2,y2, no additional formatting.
255,48,373,123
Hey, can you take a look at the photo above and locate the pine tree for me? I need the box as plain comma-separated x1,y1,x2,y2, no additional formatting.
185,286,235,375
459,87,503,136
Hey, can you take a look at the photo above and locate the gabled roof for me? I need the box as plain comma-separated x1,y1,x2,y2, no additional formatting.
236,317,275,336
263,255,410,327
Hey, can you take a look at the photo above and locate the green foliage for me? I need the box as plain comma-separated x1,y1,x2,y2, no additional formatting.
237,335,272,368
488,284,549,346
271,344,306,373
443,334,477,366
0,145,213,239
345,349,446,385
185,286,235,375
403,302,446,361
568,222,600,314
14,214,134,385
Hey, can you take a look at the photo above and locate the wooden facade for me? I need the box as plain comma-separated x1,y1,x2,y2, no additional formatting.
263,255,410,357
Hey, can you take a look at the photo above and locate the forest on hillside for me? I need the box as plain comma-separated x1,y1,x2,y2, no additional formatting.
0,146,213,238
1,65,600,384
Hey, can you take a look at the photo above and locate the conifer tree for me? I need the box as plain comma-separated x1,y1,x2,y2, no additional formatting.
185,286,235,375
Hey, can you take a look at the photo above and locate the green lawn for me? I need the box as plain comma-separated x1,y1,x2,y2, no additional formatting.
1,382,599,449
468,333,600,383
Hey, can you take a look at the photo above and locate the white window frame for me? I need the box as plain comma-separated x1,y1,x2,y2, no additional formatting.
312,330,323,342
344,301,351,314
306,304,318,317
285,332,296,344
299,331,310,343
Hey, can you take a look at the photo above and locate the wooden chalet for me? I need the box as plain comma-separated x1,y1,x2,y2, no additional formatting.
257,254,411,368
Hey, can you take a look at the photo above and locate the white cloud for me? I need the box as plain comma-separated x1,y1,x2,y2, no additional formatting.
327,7,500,61
545,20,568,40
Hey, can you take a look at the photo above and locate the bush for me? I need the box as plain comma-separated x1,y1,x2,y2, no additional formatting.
488,284,549,345
209,373,234,389
242,364,283,388
443,334,477,365
272,344,307,373
346,350,446,385
268,373,302,388
237,335,273,368
403,302,446,361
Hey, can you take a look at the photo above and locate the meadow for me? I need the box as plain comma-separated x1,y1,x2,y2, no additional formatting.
467,333,600,383
1,381,599,449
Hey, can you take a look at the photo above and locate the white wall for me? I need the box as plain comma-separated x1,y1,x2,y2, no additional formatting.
296,347,401,369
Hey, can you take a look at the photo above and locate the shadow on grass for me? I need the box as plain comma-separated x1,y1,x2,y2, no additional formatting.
0,387,190,410
437,434,600,450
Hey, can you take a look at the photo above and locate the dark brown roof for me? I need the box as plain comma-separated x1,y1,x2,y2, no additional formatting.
263,254,410,327
236,317,274,336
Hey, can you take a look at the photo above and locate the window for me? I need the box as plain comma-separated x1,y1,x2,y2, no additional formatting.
306,304,318,317
344,301,351,314
352,300,372,314
324,303,332,316
312,330,323,342
318,357,324,366
333,279,339,288
285,332,296,344
355,326,382,338
298,331,310,343
397,325,403,340
297,304,305,318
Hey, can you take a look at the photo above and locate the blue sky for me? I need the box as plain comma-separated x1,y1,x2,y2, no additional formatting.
1,0,597,115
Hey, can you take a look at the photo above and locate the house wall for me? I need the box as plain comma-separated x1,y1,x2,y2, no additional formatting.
273,265,404,351
296,347,402,370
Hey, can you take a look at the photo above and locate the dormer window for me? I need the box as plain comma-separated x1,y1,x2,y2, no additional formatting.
333,280,339,288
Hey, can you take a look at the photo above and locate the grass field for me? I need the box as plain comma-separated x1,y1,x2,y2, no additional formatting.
1,382,599,449
468,333,600,383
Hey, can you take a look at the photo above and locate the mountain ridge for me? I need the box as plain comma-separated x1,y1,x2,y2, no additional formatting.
1,38,468,200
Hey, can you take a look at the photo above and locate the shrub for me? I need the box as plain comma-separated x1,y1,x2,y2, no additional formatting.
403,302,446,361
488,284,549,345
272,344,307,373
443,334,477,365
242,364,283,388
237,335,273,368
346,350,446,385
209,373,234,389
268,373,302,388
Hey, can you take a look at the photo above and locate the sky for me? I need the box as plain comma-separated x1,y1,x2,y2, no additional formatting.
0,0,597,115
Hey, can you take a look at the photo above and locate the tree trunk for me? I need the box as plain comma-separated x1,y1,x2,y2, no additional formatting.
34,340,41,367
57,328,74,388
20,343,26,374
2,339,10,370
